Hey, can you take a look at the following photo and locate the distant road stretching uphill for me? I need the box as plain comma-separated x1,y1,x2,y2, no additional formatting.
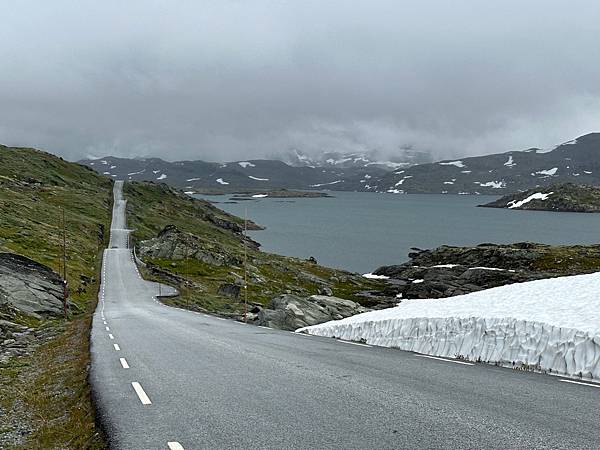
90,181,599,450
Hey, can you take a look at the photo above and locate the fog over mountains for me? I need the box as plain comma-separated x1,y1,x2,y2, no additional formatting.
80,133,600,195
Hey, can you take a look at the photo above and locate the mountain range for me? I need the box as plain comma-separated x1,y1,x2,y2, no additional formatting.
79,133,600,195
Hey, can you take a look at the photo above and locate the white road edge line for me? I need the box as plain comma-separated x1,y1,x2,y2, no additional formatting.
120,358,130,369
339,340,371,347
168,442,185,450
560,379,600,388
131,382,152,405
113,344,120,351
416,354,474,366
109,334,114,340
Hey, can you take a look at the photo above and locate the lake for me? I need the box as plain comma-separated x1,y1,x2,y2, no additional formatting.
196,192,600,274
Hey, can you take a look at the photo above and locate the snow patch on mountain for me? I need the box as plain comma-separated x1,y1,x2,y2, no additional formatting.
216,178,229,185
439,160,466,168
475,181,506,189
248,176,269,181
238,162,256,168
157,174,167,180
310,180,343,187
534,168,558,177
508,192,553,209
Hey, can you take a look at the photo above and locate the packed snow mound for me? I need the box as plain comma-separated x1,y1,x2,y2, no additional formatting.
299,272,600,379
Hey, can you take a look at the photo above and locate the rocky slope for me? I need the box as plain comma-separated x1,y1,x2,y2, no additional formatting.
375,133,600,194
0,144,110,449
80,132,600,195
480,183,600,212
372,242,600,300
78,155,390,193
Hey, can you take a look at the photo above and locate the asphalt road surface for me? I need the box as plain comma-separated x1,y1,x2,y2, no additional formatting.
90,181,599,450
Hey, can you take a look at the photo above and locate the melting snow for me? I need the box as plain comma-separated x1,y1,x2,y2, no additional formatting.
443,181,454,185
184,191,195,195
362,273,390,280
127,169,146,176
504,155,516,167
156,174,167,180
248,176,269,181
412,279,424,284
475,181,506,189
439,160,466,168
299,272,600,379
395,176,413,186
386,189,404,194
460,170,471,174
310,180,343,187
252,194,268,198
584,171,593,174
508,192,553,209
110,165,117,169
534,168,558,177
238,162,256,168
153,170,161,174
216,178,229,185
186,177,201,182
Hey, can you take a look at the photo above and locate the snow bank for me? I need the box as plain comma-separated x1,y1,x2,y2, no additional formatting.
299,273,600,379
508,192,553,209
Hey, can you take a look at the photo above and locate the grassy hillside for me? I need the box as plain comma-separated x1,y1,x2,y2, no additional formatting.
125,181,385,315
0,145,110,449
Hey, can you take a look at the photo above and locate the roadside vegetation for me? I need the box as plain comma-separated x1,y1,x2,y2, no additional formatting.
0,145,111,449
124,181,385,316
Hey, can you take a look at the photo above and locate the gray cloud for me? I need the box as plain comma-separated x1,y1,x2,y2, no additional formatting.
1,0,599,162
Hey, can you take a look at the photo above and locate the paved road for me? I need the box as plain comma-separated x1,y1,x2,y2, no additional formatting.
90,181,599,450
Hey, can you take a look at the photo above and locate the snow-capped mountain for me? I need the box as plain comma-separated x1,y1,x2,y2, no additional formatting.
373,133,600,194
79,133,600,194
283,148,432,170
78,156,390,192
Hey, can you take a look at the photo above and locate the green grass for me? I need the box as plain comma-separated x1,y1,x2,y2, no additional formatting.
126,181,385,315
0,145,111,448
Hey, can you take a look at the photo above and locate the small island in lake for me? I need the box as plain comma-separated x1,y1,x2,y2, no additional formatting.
479,183,600,212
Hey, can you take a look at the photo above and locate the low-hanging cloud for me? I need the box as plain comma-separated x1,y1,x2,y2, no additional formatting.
1,0,600,162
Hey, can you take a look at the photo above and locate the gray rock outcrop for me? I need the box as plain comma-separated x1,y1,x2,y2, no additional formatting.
0,253,64,318
138,224,255,266
257,294,369,330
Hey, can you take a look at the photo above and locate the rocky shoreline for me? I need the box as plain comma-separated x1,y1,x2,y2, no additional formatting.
371,242,600,300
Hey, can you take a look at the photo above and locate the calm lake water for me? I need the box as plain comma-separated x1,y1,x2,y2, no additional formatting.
196,192,600,274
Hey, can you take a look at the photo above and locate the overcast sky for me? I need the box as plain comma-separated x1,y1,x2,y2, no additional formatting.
1,1,599,162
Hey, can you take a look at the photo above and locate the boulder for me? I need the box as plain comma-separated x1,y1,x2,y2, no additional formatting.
0,253,64,318
257,294,368,331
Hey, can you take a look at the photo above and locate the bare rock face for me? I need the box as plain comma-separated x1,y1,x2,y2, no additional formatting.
138,224,246,266
0,253,64,318
257,294,369,331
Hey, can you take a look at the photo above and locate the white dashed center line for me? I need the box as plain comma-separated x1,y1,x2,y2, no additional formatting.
132,382,152,405
109,334,114,340
416,354,474,366
168,442,184,450
105,326,110,331
113,344,120,351
120,358,130,369
560,379,600,388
